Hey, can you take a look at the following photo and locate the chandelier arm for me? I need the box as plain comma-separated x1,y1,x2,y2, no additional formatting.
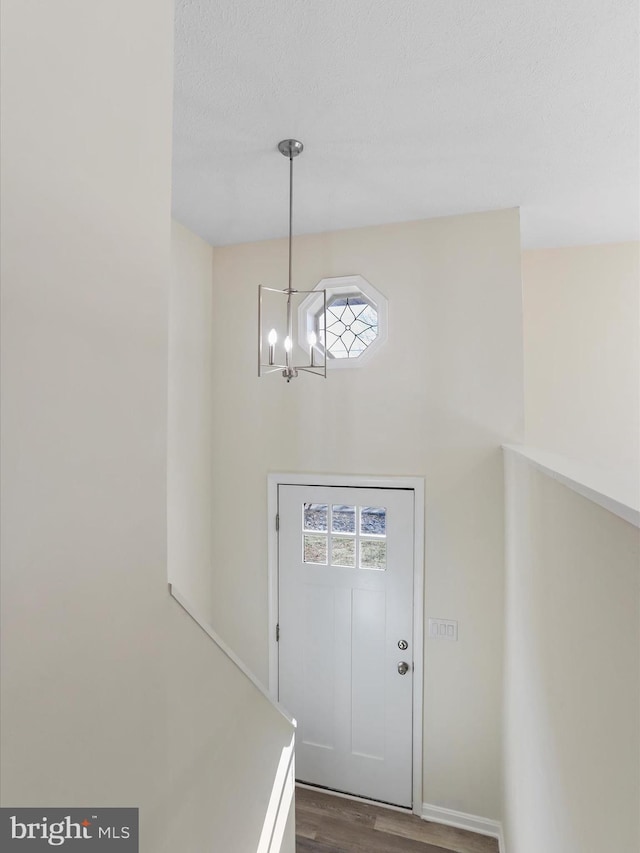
297,366,327,376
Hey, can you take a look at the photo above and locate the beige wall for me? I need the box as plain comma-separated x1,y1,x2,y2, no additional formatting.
209,209,524,819
0,3,294,851
523,243,640,472
503,451,640,853
169,222,216,613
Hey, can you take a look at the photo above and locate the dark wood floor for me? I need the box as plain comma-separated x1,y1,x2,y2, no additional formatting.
295,786,499,853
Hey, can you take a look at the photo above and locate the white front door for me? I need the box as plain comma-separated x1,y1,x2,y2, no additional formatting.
278,485,414,807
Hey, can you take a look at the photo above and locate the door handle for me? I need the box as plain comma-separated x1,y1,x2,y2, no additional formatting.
397,661,410,675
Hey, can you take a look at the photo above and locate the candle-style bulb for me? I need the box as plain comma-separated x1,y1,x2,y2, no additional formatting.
284,336,292,352
268,329,277,346
308,331,317,347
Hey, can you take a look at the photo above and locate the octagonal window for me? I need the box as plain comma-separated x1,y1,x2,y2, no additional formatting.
297,275,388,369
320,295,378,359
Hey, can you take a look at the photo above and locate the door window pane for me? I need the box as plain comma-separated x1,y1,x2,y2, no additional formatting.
360,539,386,570
331,537,356,567
304,503,328,532
332,504,356,534
360,506,386,536
304,534,328,565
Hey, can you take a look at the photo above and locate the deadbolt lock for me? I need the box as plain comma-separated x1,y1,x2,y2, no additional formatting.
397,661,410,675
398,639,408,650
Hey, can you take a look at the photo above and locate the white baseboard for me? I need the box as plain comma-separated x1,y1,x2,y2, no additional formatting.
421,803,504,849
498,824,506,853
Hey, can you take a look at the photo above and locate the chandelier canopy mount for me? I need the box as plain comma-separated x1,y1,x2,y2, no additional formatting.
277,139,304,158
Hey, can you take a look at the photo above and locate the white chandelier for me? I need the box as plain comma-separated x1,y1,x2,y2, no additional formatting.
258,139,327,382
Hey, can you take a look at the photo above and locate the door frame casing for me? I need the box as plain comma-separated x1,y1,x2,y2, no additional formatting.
267,472,425,816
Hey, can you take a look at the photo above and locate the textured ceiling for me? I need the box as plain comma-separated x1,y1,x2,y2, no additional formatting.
172,0,639,248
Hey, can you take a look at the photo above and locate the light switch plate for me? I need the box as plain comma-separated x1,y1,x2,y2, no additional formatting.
428,618,458,641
